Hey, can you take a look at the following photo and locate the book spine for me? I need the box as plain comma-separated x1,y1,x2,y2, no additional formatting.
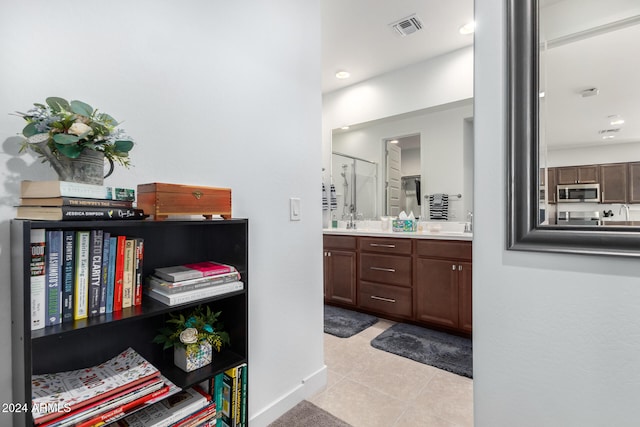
113,236,126,311
88,230,104,317
60,207,146,221
147,281,243,306
99,232,111,314
221,367,238,427
134,238,144,306
45,230,63,326
106,236,117,313
73,231,91,320
239,364,247,427
147,272,241,295
213,373,224,427
233,365,241,427
61,230,75,323
122,238,135,308
30,229,47,330
65,197,134,208
57,181,136,201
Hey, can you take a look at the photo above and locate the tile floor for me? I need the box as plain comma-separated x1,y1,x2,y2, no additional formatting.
309,319,473,427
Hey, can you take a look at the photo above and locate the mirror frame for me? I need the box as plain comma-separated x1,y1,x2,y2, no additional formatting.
506,0,640,257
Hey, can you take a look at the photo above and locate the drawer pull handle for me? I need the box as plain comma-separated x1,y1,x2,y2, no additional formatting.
370,243,396,248
371,295,396,303
370,267,395,273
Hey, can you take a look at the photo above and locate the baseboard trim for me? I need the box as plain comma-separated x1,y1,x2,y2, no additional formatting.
249,364,327,427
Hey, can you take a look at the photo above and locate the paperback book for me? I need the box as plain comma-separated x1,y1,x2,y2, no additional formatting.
30,228,47,330
146,270,241,295
16,206,147,221
20,180,135,201
145,281,244,306
45,230,63,326
20,196,134,209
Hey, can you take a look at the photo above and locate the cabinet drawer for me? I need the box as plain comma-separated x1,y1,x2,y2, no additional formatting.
360,253,411,286
359,281,412,317
324,235,357,250
360,237,412,255
415,240,471,260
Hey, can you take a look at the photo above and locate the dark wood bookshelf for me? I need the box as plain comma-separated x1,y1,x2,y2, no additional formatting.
10,219,249,427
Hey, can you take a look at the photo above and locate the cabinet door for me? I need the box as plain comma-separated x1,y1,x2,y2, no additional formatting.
629,162,640,203
600,163,628,203
578,165,599,183
458,262,473,333
547,168,557,203
557,167,578,184
414,257,458,329
325,250,357,306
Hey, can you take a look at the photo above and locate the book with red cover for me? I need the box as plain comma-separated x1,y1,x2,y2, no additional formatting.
113,235,126,311
154,261,236,282
31,347,160,425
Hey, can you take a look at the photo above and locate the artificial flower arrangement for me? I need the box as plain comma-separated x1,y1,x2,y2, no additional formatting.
14,96,134,168
153,305,231,358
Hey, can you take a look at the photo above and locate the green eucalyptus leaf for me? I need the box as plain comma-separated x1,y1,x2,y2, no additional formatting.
46,97,70,112
55,143,83,158
53,133,80,145
70,100,94,117
96,113,118,126
22,122,39,138
114,140,134,153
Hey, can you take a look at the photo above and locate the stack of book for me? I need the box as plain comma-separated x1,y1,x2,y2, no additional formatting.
16,180,146,221
145,261,244,306
30,227,145,330
31,348,177,427
207,362,247,427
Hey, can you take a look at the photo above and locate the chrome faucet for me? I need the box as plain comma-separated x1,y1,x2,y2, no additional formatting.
619,204,630,221
346,213,357,229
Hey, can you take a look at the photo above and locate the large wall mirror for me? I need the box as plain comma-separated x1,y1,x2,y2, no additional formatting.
507,0,640,256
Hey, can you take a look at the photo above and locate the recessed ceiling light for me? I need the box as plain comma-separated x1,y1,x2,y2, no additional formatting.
341,126,350,130
389,140,399,144
335,70,350,79
459,22,475,35
602,135,615,140
610,118,625,126
539,91,546,98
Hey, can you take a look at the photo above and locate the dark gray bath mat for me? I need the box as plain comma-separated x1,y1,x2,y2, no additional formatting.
370,323,473,378
268,400,352,427
324,305,378,338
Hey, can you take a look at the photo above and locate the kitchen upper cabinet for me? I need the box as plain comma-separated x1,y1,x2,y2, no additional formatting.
556,165,599,184
629,162,640,204
600,163,628,203
547,167,558,203
324,235,357,306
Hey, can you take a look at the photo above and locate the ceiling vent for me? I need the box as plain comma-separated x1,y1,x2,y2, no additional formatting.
390,14,424,37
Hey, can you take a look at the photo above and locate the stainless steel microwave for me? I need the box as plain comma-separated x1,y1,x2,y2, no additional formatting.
557,183,600,203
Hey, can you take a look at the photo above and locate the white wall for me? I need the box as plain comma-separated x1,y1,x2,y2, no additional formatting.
474,1,640,426
0,1,323,426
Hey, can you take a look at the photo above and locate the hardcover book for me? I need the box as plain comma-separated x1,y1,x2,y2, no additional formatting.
106,236,118,313
134,238,145,306
146,271,241,295
88,229,104,317
30,228,47,330
145,281,244,306
113,235,127,311
73,231,91,320
154,261,236,282
99,232,111,314
31,347,160,424
16,206,147,221
61,230,75,323
45,230,63,326
122,238,136,308
20,196,134,208
21,180,135,201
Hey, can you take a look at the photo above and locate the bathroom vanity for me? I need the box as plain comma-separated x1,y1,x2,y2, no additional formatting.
323,227,472,335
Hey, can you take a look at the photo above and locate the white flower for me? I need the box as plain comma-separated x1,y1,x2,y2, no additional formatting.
179,328,199,345
68,122,93,136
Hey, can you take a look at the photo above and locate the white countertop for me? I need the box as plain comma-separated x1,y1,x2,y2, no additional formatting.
323,228,472,241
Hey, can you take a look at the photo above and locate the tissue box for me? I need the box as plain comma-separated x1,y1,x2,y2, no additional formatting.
392,219,416,232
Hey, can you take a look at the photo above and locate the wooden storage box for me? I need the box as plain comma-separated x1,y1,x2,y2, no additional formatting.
137,182,232,220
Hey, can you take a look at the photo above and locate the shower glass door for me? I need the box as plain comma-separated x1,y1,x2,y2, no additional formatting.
331,152,378,220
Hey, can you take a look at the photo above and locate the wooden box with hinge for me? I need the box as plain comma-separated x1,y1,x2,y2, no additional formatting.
137,182,232,220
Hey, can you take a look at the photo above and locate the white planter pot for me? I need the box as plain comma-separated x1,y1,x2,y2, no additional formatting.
174,342,213,372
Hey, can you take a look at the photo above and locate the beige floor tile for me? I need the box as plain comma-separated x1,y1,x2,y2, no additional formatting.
412,370,474,427
323,333,380,377
393,406,461,427
313,377,408,427
354,318,396,341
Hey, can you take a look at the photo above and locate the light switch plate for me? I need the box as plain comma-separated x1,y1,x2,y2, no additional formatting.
290,197,301,221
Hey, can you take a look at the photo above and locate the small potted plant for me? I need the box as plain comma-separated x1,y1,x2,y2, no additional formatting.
153,306,230,372
13,96,134,185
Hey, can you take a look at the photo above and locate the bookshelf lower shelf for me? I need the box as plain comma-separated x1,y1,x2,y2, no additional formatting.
160,349,246,389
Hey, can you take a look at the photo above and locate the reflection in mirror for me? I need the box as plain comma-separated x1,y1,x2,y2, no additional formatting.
537,0,640,227
506,0,640,257
331,99,473,222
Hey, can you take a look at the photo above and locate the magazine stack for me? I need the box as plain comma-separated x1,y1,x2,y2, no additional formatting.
145,261,244,306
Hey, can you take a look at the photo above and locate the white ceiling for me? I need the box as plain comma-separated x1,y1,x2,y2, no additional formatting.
321,0,474,94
